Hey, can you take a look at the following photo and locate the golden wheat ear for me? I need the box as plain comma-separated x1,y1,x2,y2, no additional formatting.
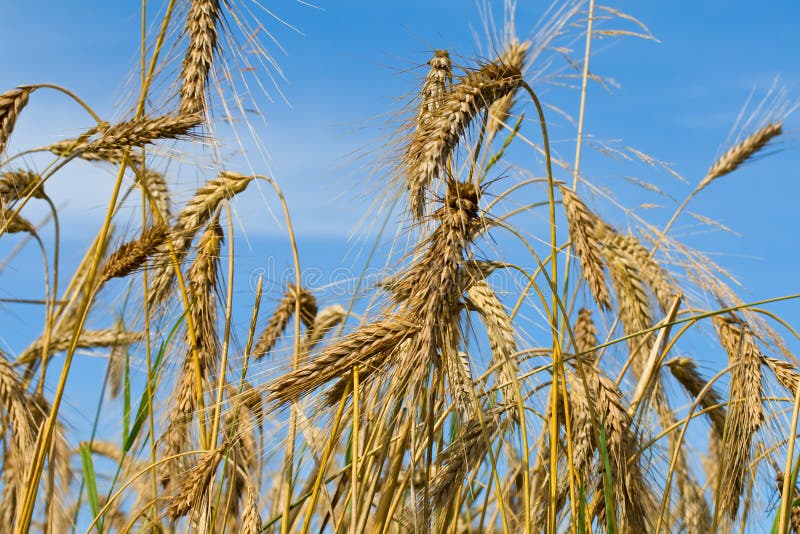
404,59,521,218
0,87,33,154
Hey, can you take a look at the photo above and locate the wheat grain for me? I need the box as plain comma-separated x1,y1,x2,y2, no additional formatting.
47,138,142,166
266,318,419,406
88,113,201,151
16,328,142,365
0,208,35,236
139,169,172,222
573,308,598,363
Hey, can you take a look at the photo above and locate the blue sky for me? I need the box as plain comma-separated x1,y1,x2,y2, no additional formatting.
1,1,800,527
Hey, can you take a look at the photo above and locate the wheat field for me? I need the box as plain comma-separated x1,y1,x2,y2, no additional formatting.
0,1,799,532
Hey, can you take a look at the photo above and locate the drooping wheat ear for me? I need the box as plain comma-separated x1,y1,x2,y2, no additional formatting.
100,223,168,283
762,356,800,397
560,186,611,309
148,171,253,306
0,354,36,449
0,354,37,525
713,315,764,519
138,169,172,223
220,399,257,526
603,244,653,367
565,371,594,481
466,279,518,403
594,369,652,531
573,308,598,363
47,138,143,166
700,122,783,191
301,304,347,352
487,40,531,141
416,50,452,127
253,283,317,360
87,113,201,151
31,395,72,533
0,170,46,203
240,480,262,534
0,87,33,154
265,318,419,406
180,0,222,114
187,213,223,375
405,59,521,218
604,229,674,312
165,443,226,520
16,329,143,365
427,404,508,515
677,469,712,534
0,208,35,236
388,181,485,414
666,357,726,438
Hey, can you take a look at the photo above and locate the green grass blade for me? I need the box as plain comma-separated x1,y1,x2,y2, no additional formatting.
123,310,186,452
484,113,524,176
79,443,103,534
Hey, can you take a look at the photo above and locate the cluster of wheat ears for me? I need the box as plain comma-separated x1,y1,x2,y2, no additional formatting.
0,0,798,533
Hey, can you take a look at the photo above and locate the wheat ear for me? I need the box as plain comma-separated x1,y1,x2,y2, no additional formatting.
0,87,33,154
700,122,782,191
405,60,521,217
253,284,317,360
0,170,46,203
100,224,168,283
148,171,252,306
714,316,764,519
180,0,222,114
560,186,611,309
